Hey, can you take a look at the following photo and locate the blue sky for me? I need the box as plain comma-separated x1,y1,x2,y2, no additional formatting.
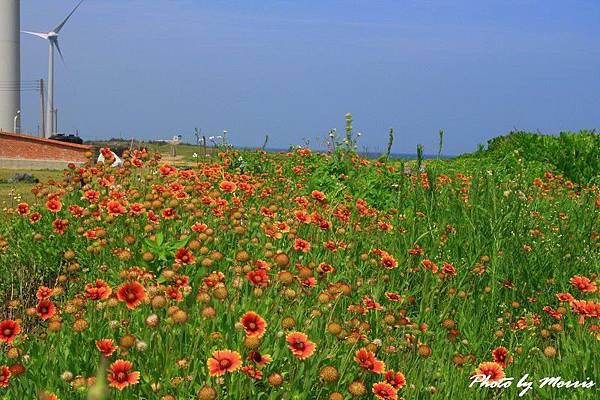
19,0,600,155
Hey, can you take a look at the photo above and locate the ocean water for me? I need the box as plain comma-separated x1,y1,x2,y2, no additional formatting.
261,148,455,160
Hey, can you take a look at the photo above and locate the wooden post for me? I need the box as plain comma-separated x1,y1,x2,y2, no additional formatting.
39,79,46,138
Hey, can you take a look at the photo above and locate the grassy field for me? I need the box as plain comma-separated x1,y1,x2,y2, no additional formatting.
0,130,598,399
0,169,64,207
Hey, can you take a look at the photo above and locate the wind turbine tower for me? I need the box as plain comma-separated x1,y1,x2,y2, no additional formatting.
0,0,21,133
22,0,84,138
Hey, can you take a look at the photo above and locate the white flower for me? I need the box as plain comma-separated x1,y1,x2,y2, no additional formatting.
192,153,198,158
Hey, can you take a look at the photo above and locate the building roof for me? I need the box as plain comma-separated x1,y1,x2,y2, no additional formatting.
0,131,93,150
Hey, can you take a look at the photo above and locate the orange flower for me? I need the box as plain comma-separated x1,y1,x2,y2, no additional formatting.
36,286,53,300
84,279,112,300
96,339,118,357
311,190,326,202
293,238,311,252
384,370,406,390
473,362,505,382
355,348,385,374
106,200,126,216
241,365,262,379
46,198,62,213
380,254,397,269
247,269,270,286
117,282,146,309
570,276,597,293
128,202,146,215
191,222,208,232
372,382,397,400
107,360,140,390
240,312,267,338
286,331,316,360
219,181,237,193
207,350,242,376
556,292,575,303
385,292,402,302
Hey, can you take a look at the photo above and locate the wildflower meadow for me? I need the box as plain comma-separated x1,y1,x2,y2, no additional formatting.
0,125,598,399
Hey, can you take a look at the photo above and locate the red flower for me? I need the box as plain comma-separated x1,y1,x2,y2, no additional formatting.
96,339,118,357
240,312,267,338
46,198,62,213
174,247,195,265
128,203,146,215
543,306,563,320
247,351,272,368
421,259,439,274
441,262,457,277
242,365,262,379
363,296,383,311
570,276,597,293
380,254,397,269
311,190,326,202
286,331,316,360
0,320,20,343
372,382,397,400
191,222,208,233
247,269,269,286
556,292,575,303
82,190,100,202
355,348,385,374
107,360,140,390
117,282,146,309
165,286,183,302
162,208,177,219
385,292,402,302
84,279,112,300
36,286,53,300
17,202,29,215
384,370,406,390
219,181,237,193
207,350,242,376
473,362,505,382
491,347,512,367
29,212,42,223
293,238,311,252
0,366,10,388
36,300,56,321
52,219,68,234
106,200,126,216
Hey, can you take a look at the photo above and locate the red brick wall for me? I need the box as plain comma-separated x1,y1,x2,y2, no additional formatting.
0,132,91,163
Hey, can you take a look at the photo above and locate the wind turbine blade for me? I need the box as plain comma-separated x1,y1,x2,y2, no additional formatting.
54,40,66,65
21,31,49,39
53,0,85,33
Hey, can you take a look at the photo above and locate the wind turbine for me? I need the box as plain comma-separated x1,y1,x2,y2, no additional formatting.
22,0,84,138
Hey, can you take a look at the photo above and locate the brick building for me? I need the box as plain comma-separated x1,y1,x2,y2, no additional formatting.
0,132,91,169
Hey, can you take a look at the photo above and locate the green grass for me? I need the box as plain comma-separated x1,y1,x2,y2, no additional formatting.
0,169,64,206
